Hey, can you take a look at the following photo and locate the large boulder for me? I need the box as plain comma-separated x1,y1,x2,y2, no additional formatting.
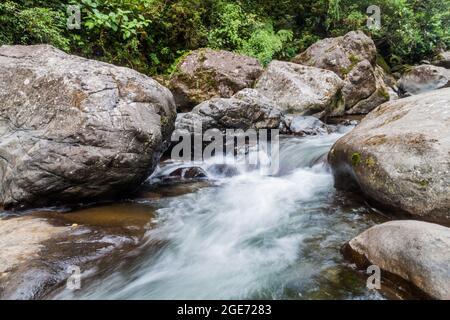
342,220,450,300
254,60,345,117
397,64,450,97
174,88,282,134
0,45,176,210
329,88,450,224
292,31,389,114
168,49,263,111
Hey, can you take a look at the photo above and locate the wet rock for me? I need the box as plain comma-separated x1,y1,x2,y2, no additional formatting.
174,88,282,134
0,216,68,298
0,216,67,276
152,166,208,184
169,167,208,180
386,87,399,101
0,202,156,299
0,45,176,210
397,64,450,96
255,60,344,117
432,51,450,69
281,115,331,136
342,220,450,300
338,119,360,126
329,88,450,224
138,182,210,200
292,31,389,115
168,49,263,110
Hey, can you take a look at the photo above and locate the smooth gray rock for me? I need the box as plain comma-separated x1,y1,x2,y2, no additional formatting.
329,88,450,224
342,220,450,300
168,49,263,110
0,45,176,209
280,115,330,136
292,31,389,114
174,88,282,134
255,60,344,117
397,64,450,96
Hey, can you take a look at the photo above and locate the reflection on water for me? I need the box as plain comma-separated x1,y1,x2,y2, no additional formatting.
36,203,155,229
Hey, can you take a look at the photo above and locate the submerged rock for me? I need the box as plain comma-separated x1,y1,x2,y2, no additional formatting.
397,64,450,96
152,166,208,184
168,49,263,110
255,60,344,117
329,88,450,224
0,216,67,276
0,216,68,299
0,203,154,299
0,45,176,210
342,220,450,300
292,31,389,115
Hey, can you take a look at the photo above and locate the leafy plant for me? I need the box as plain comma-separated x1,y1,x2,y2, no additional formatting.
239,23,294,65
0,1,69,50
1,0,448,75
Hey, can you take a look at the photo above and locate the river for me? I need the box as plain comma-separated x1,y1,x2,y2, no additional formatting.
43,125,400,300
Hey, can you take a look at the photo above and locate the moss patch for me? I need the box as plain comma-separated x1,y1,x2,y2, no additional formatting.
416,179,430,188
351,152,361,166
378,87,390,100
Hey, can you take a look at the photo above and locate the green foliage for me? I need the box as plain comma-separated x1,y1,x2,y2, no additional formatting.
1,0,448,75
207,1,255,49
207,1,295,65
69,0,152,73
324,0,450,65
239,24,294,65
68,0,210,74
0,1,69,50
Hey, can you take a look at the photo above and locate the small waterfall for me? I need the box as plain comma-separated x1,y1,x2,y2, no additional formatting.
56,126,384,300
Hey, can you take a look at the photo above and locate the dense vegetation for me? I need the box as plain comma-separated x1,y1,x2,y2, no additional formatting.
1,0,449,75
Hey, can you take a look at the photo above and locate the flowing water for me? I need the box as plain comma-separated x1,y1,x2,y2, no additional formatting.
50,126,395,300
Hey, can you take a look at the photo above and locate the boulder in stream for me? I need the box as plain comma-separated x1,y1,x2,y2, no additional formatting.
0,45,177,210
329,88,450,224
174,88,282,134
342,220,450,300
